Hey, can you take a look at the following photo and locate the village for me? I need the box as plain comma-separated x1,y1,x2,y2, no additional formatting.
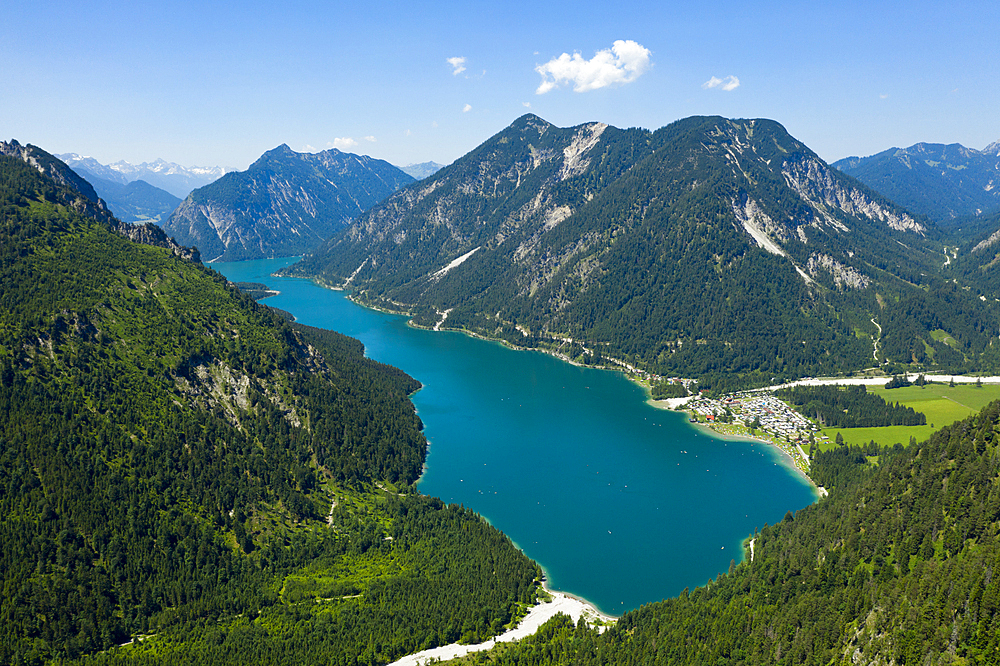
682,391,827,477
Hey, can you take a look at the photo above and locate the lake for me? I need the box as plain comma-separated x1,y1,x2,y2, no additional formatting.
212,257,817,615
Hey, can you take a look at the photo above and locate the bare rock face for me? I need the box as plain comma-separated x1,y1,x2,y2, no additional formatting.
2,139,108,215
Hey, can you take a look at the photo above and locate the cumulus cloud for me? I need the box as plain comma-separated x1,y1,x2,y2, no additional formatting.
523,101,531,108
330,137,358,150
463,103,472,113
702,75,740,91
447,57,467,75
535,39,651,94
364,135,377,142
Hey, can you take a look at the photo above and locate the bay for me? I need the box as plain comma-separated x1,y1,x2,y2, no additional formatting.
212,257,818,616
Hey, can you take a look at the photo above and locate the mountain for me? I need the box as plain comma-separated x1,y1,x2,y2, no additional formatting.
58,153,231,199
942,208,1000,294
286,114,1000,387
163,144,416,262
400,161,446,179
833,141,1000,223
6,140,106,204
0,147,539,663
84,173,182,223
2,139,199,261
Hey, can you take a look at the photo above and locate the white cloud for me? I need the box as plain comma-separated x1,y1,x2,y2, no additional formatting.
880,93,889,99
447,56,467,76
523,101,531,108
364,135,377,142
702,75,740,91
330,137,358,150
463,103,472,113
535,39,651,94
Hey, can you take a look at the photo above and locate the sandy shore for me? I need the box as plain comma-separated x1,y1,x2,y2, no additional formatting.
387,586,616,666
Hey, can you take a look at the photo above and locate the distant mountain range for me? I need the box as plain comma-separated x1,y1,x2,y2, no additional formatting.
57,153,232,199
833,141,1000,222
77,173,182,224
285,114,1000,387
162,145,415,262
400,161,446,180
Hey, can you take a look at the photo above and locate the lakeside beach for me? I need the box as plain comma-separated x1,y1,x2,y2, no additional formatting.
387,584,616,666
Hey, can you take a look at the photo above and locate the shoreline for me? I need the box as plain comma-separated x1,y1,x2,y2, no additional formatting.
646,394,819,489
387,581,616,666
307,278,863,491
706,423,819,492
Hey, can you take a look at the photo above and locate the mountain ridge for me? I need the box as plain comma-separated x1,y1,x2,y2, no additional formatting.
57,152,231,198
82,173,182,224
0,146,539,663
286,114,997,387
164,144,415,262
833,140,1000,222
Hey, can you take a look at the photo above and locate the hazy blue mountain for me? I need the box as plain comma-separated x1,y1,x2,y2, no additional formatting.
83,173,182,223
400,161,446,179
163,144,415,262
833,141,1000,223
57,152,231,198
286,115,1000,385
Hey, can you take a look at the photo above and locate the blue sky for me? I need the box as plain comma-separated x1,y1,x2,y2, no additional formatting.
2,0,997,170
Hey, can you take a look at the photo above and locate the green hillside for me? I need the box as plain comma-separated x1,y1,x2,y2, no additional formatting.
0,152,539,664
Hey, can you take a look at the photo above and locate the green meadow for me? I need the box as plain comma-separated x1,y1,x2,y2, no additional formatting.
818,383,1000,450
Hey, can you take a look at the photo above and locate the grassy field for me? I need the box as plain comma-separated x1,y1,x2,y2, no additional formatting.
818,383,1000,450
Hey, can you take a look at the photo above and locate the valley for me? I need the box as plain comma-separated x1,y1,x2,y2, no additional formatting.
5,110,1000,665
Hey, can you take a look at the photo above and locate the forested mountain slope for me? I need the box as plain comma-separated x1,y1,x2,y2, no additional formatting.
0,152,539,664
2,140,201,263
462,402,1000,665
288,115,1000,387
163,144,415,262
834,141,1000,223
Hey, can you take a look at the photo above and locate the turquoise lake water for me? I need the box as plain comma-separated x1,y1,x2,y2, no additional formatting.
212,257,817,616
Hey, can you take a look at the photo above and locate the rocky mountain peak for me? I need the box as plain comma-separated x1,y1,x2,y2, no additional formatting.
164,143,415,261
